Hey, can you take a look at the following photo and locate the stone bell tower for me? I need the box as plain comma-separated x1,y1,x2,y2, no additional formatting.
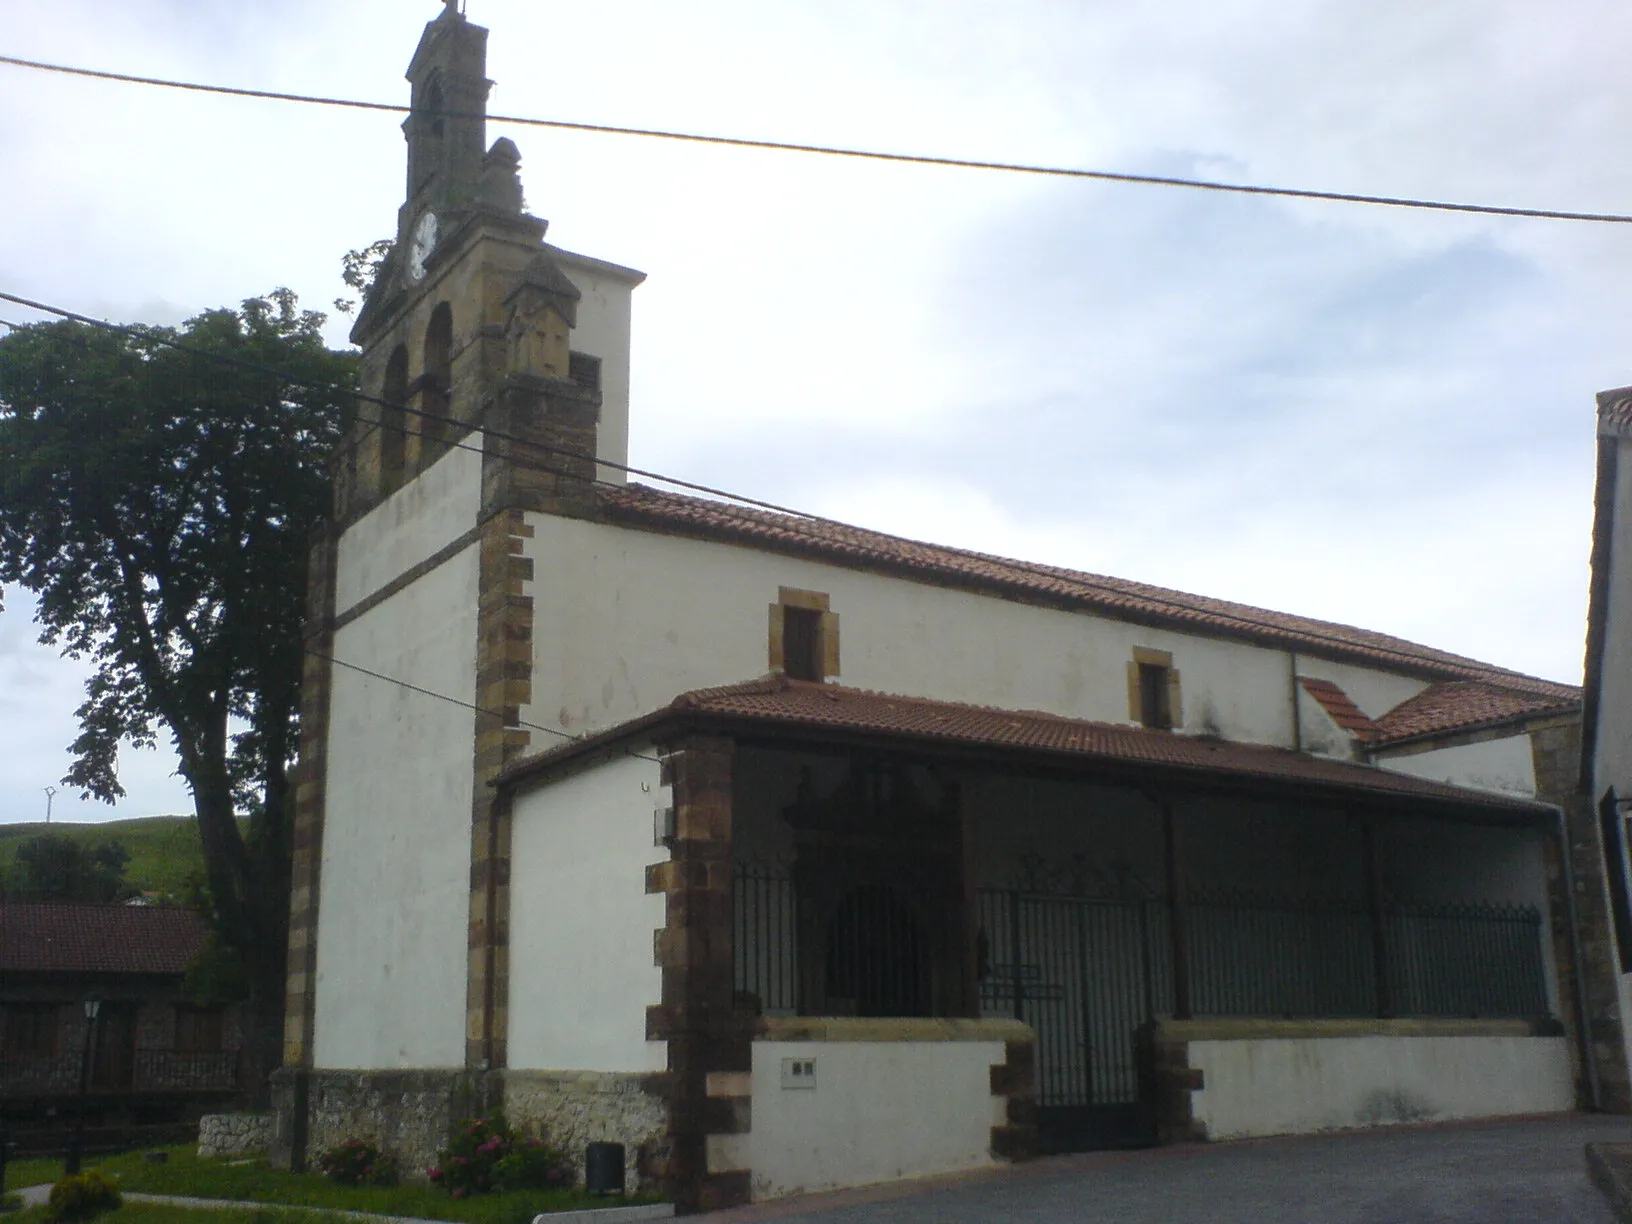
276,3,645,1169
335,1,644,523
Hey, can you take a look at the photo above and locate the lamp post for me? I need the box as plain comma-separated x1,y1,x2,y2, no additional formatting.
65,994,101,1176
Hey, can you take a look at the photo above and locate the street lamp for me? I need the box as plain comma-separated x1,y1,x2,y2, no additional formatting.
64,994,101,1176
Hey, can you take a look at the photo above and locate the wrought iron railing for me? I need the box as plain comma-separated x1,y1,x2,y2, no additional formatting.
733,860,1551,1023
0,1049,239,1096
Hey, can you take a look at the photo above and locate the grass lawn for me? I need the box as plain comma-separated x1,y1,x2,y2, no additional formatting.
1,1146,658,1222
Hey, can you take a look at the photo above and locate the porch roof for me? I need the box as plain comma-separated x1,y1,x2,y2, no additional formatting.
500,675,1555,819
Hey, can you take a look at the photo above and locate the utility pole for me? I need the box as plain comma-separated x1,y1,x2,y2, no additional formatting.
43,786,56,824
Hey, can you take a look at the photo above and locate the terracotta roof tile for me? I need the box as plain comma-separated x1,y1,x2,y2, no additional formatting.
1372,682,1579,746
1297,678,1380,740
0,902,208,976
599,484,1577,698
504,675,1549,815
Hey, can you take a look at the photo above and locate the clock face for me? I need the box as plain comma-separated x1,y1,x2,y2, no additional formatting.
407,211,439,282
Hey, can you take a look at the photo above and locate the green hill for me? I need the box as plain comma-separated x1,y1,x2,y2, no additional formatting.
0,815,206,900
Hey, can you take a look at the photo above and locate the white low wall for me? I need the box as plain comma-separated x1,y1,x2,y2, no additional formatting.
718,1023,1015,1201
1189,1033,1573,1140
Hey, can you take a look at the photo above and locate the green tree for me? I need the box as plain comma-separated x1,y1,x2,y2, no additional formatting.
0,290,356,1093
9,833,132,902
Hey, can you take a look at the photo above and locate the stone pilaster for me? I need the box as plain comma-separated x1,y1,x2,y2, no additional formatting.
646,735,753,1213
282,524,337,1071
465,510,535,1071
272,523,337,1172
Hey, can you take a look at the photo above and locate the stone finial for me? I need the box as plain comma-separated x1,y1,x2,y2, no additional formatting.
442,0,460,17
479,138,524,213
504,255,580,379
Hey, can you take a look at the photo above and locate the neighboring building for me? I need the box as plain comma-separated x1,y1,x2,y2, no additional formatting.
1578,387,1632,1122
273,5,1629,1211
0,902,243,1145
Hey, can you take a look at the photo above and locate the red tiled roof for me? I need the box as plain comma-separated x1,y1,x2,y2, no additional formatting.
502,675,1549,816
1372,681,1579,746
0,902,208,976
599,484,1577,699
1297,678,1380,740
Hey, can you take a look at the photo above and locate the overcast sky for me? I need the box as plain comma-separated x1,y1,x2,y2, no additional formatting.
2,0,1629,826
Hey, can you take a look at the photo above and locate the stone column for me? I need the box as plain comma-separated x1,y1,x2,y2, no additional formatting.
646,735,752,1213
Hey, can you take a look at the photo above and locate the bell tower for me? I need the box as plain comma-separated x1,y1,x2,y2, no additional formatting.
334,3,645,523
279,3,648,1171
402,0,490,224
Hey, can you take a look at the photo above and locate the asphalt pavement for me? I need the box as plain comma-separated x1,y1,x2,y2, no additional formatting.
702,1114,1629,1224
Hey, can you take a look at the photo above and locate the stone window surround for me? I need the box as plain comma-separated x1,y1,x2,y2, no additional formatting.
1126,646,1183,731
768,587,840,681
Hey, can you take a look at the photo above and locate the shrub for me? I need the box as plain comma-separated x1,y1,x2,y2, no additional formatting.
428,1113,575,1198
316,1138,399,1187
45,1170,122,1222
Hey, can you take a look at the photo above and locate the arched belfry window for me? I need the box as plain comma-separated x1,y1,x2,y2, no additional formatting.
409,77,446,192
421,303,453,460
424,79,446,139
380,344,408,493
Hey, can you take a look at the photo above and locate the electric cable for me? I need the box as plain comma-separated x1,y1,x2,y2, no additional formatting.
2,52,1630,226
306,646,662,764
0,290,1574,691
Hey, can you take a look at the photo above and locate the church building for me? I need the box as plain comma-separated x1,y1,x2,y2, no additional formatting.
273,5,1631,1211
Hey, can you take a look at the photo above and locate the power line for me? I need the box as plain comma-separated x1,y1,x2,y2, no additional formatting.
3,52,1630,226
0,289,1567,688
308,647,661,764
0,289,820,523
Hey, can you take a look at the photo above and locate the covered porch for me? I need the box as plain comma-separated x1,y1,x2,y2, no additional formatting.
708,678,1575,1163
498,675,1580,1208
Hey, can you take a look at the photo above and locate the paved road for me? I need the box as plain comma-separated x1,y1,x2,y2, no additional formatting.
705,1115,1629,1224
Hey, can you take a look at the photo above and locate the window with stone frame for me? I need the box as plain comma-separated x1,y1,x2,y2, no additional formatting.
3,1003,59,1057
770,588,839,682
1127,646,1182,731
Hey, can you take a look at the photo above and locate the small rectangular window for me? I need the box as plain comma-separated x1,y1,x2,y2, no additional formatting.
1138,662,1173,730
783,606,823,682
1602,791,1632,973
569,352,602,391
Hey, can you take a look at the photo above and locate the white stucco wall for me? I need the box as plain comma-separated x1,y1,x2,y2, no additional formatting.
334,443,483,612
720,1039,1006,1200
507,750,669,1073
520,514,1403,749
552,247,640,488
1189,1035,1573,1140
1375,735,1538,798
315,439,484,1071
314,547,479,1069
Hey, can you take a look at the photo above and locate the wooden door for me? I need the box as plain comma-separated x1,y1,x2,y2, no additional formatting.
91,1003,137,1089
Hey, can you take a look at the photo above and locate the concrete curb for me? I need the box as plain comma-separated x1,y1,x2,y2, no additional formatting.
1588,1143,1632,1224
11,1184,671,1223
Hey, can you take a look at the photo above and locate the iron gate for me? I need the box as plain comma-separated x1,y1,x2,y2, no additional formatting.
976,889,1168,1148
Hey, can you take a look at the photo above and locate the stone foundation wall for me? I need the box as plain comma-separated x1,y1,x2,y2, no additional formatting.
272,1068,484,1176
199,1113,273,1158
499,1070,671,1192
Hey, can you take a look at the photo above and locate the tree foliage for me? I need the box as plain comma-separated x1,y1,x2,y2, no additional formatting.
333,239,394,315
0,289,356,1082
7,833,131,902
